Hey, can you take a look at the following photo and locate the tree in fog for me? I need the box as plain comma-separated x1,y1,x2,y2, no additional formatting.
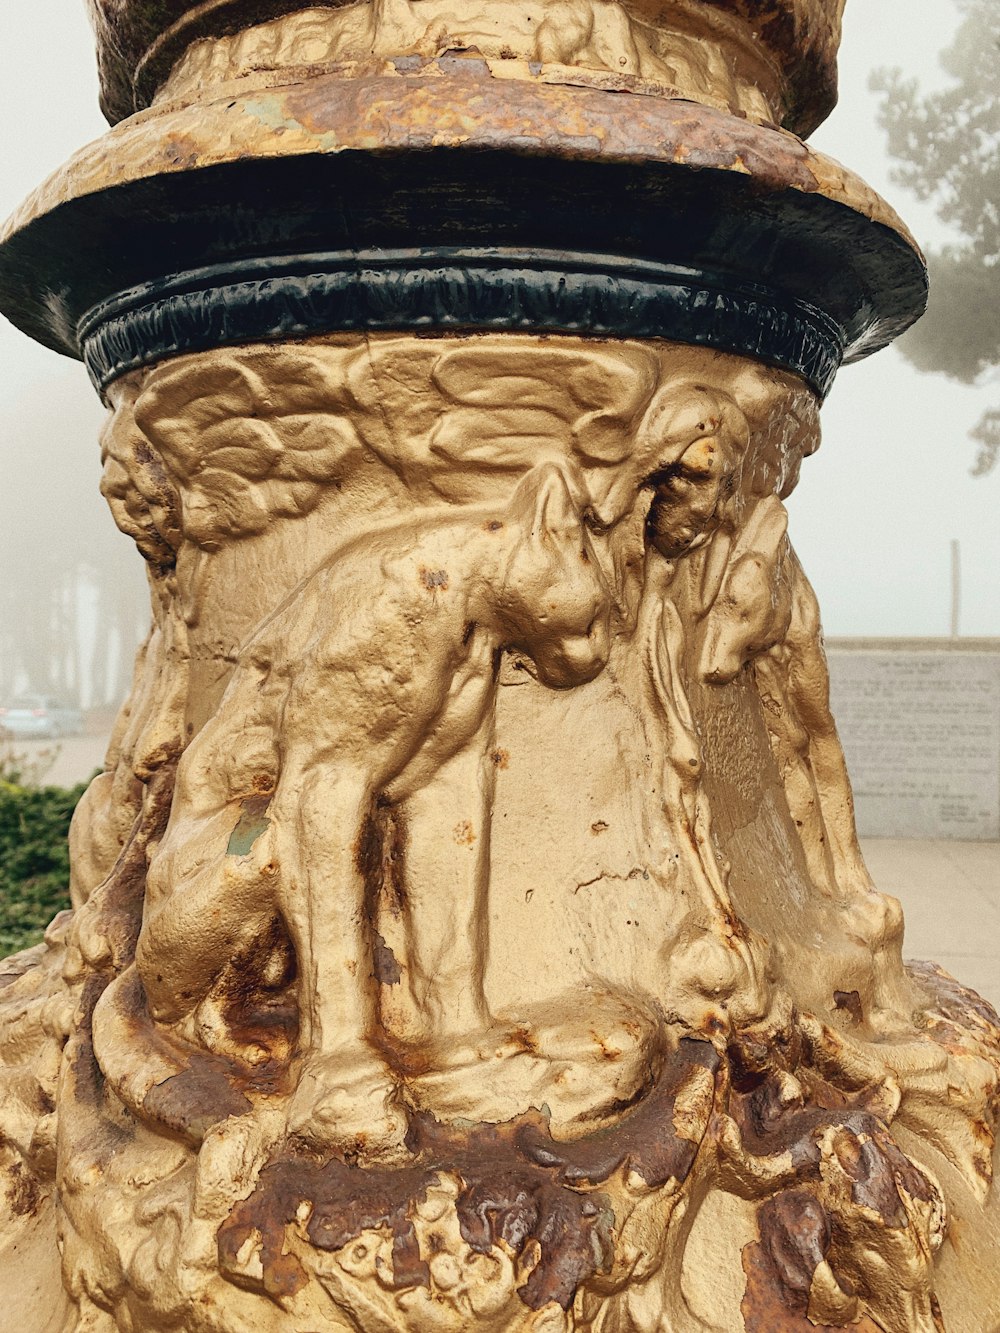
873,0,1000,473
0,370,148,710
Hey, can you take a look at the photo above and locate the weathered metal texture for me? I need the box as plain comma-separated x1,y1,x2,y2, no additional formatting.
0,60,925,378
5,3,1000,1333
3,56,909,236
88,0,845,133
216,1040,717,1313
3,328,1000,1330
697,0,846,132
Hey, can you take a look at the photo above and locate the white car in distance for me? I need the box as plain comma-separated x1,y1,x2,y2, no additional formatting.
0,695,85,739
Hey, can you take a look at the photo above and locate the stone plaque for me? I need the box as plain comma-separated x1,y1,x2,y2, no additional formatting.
826,644,1000,840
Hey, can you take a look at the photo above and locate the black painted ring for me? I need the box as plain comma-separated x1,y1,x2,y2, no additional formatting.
79,249,844,398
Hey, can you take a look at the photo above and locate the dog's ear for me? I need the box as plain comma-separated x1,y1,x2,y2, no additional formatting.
508,462,582,542
634,386,747,476
534,463,580,540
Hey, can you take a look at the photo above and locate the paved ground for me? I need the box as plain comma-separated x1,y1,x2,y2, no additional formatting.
5,736,998,1007
1,733,108,788
860,837,1000,1009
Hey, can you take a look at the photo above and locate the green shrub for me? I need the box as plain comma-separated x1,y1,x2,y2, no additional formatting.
0,776,85,958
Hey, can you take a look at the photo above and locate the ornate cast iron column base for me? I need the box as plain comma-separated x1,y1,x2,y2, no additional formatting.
1,4,998,1332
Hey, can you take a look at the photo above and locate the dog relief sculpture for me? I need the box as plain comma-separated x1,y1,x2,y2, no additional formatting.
1,2,999,1330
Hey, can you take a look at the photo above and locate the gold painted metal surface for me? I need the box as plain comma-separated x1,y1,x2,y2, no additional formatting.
1,335,999,1331
90,0,846,133
0,2,997,1331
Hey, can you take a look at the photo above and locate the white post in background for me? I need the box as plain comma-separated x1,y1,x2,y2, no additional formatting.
951,537,962,639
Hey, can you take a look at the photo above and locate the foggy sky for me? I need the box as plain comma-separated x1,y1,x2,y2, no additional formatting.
0,0,997,656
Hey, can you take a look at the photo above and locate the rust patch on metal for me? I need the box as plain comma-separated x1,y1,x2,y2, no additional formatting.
516,1037,719,1190
419,566,449,591
70,975,117,1114
100,961,291,1146
211,919,298,1065
384,808,409,915
755,1189,830,1318
724,1058,942,1333
730,1062,936,1228
904,960,1000,1184
143,1061,255,1144
453,820,476,846
741,1228,882,1333
698,0,839,135
505,1024,541,1057
373,933,402,985
831,1125,934,1227
357,803,412,913
129,436,181,566
833,989,863,1024
355,808,385,891
279,62,822,195
220,1149,431,1298
6,1160,41,1217
91,0,839,136
908,958,1000,1034
218,1039,717,1311
455,1164,613,1311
